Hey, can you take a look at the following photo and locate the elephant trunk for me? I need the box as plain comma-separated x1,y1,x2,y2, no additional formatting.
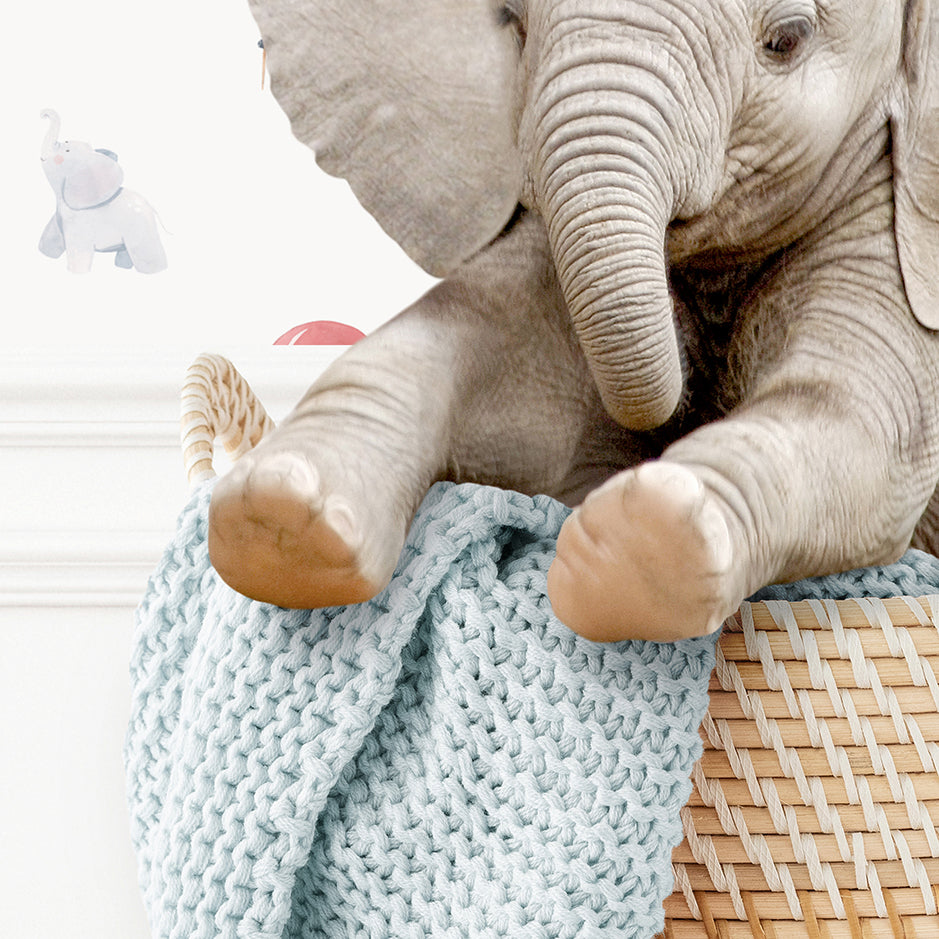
40,109,61,160
530,10,723,431
541,151,682,431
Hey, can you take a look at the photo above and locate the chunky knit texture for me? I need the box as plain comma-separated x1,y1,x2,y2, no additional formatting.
126,481,719,939
127,480,939,939
749,549,939,601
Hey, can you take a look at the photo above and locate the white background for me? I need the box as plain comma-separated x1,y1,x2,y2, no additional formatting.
3,0,436,350
2,3,436,938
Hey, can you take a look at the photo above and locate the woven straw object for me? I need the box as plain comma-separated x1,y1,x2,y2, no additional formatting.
181,354,939,939
664,597,939,939
181,353,273,484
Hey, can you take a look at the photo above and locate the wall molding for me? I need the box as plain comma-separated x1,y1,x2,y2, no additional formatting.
0,530,168,608
0,422,178,449
2,347,343,608
0,347,340,430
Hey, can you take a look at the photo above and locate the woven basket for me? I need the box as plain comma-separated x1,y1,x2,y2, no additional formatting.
181,354,939,939
664,599,939,939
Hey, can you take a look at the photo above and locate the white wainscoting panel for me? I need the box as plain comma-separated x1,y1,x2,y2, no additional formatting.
0,346,343,939
0,347,341,606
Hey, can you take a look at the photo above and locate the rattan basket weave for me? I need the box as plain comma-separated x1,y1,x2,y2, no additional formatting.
181,354,939,939
663,598,939,939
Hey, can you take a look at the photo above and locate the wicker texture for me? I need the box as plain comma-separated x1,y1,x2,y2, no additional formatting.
664,598,939,939
181,355,939,939
180,353,274,483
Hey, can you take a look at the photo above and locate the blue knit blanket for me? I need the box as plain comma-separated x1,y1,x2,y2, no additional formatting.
125,480,939,939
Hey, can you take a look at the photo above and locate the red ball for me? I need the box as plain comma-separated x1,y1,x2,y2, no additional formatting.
274,320,366,345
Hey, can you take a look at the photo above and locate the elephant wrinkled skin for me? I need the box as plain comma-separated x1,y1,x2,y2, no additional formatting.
210,0,939,642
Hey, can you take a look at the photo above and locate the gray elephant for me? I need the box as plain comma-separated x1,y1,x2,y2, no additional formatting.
39,110,167,273
209,0,939,642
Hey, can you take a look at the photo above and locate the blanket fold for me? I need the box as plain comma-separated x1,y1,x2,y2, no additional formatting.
126,481,719,939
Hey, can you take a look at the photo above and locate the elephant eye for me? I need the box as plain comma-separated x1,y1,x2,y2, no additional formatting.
497,1,526,46
763,15,814,60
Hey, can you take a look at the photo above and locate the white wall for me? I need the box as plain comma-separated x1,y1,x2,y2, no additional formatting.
4,0,436,349
2,1,436,936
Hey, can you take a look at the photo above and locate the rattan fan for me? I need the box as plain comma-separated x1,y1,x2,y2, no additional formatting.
181,353,939,939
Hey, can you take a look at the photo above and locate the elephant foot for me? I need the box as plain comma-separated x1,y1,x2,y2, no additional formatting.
547,461,740,642
208,449,406,609
66,254,94,273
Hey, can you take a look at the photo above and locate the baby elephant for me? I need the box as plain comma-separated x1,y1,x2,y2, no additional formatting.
38,109,166,274
210,0,939,642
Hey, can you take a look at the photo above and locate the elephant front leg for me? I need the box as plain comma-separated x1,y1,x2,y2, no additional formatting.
549,314,939,643
548,458,738,641
208,315,457,609
209,214,629,609
65,245,95,273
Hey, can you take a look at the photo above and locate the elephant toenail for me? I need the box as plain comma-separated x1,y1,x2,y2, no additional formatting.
324,501,360,548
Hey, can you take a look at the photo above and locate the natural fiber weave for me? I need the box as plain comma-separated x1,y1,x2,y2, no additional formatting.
664,557,939,939
180,354,274,484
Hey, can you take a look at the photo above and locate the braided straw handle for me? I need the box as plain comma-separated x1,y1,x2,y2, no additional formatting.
181,354,275,485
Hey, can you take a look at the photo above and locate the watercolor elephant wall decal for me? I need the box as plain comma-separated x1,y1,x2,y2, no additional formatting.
39,110,167,274
208,0,939,643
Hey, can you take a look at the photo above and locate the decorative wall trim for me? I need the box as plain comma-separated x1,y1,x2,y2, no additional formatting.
0,347,340,428
1,347,343,608
0,422,177,448
0,530,168,608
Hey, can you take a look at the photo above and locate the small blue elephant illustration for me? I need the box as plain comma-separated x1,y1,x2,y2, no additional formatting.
39,109,167,274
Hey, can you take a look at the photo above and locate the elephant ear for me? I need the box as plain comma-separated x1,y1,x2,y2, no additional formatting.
63,146,124,210
248,0,523,276
892,0,939,328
